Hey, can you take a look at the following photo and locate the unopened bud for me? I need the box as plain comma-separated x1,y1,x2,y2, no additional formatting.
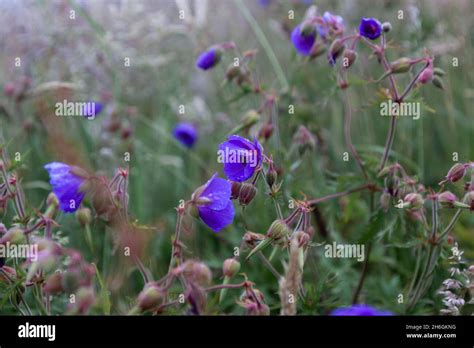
463,191,474,211
267,219,291,241
438,191,457,208
137,283,163,311
258,123,274,140
309,43,326,59
0,227,26,245
342,49,357,68
241,110,260,129
442,163,466,184
417,66,433,84
380,192,391,212
181,260,212,286
75,286,96,314
238,183,257,206
61,271,80,294
76,207,92,226
223,258,240,278
243,231,265,248
44,272,64,295
230,181,242,200
266,163,277,188
226,65,241,81
433,67,446,76
328,39,345,64
403,193,424,210
390,57,413,74
382,22,392,32
46,192,59,207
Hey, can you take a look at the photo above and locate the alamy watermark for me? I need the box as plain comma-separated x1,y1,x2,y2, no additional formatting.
55,100,98,120
380,99,420,120
217,148,258,167
324,241,365,262
0,242,38,261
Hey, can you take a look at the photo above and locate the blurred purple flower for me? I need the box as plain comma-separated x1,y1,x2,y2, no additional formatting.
318,11,344,38
218,135,262,182
44,162,86,213
196,47,222,70
195,173,235,232
331,304,392,316
173,123,198,148
291,24,316,56
82,102,103,118
359,18,382,40
258,0,271,7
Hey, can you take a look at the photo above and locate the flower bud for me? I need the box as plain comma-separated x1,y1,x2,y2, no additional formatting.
243,231,265,248
417,66,434,84
76,207,92,226
225,65,241,81
0,227,26,245
181,260,212,286
44,271,64,295
0,265,16,283
438,191,457,208
241,110,260,129
309,43,326,59
328,39,345,64
442,163,466,184
46,192,59,208
223,258,240,278
382,22,392,32
463,191,474,211
403,193,424,210
137,283,163,311
3,83,15,97
293,125,316,155
390,57,413,74
267,219,291,241
74,286,96,314
238,183,257,206
230,181,242,200
342,49,357,68
266,162,277,188
258,123,274,140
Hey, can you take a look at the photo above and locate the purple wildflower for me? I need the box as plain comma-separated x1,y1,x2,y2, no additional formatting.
44,162,86,213
81,102,103,119
318,11,344,38
194,174,235,232
173,123,198,148
331,304,392,316
359,18,382,40
218,135,262,182
196,47,222,70
291,24,317,56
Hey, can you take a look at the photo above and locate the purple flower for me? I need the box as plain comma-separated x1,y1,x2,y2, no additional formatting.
218,135,262,182
196,47,222,70
195,174,235,232
44,162,86,213
331,304,392,316
318,12,344,38
173,123,198,148
359,18,382,40
82,102,103,119
291,24,317,56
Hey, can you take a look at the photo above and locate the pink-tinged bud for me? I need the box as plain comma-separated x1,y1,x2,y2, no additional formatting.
438,191,457,208
44,272,64,294
463,191,474,211
238,183,257,206
390,57,413,74
76,207,92,226
0,227,26,245
417,66,434,84
74,286,96,314
342,49,357,68
137,283,163,311
3,83,16,97
403,193,424,210
0,266,16,283
181,260,212,286
441,163,467,184
223,258,240,278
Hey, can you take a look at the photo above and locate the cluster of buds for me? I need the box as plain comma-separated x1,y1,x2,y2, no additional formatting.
230,181,258,206
236,281,269,315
